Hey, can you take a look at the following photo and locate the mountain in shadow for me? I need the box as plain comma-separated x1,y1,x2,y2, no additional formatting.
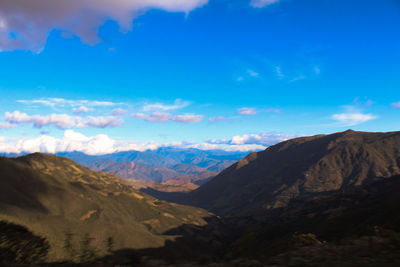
0,153,211,262
53,174,400,266
168,130,400,216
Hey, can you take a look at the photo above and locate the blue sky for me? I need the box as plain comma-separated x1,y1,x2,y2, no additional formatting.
0,0,399,154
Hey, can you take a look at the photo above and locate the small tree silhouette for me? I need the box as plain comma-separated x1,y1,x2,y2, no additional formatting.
105,236,114,254
63,230,75,261
78,233,97,263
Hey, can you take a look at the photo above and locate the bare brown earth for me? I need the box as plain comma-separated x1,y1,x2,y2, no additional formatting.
122,178,199,192
179,130,400,215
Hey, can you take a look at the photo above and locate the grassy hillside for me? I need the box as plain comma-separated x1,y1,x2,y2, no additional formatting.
0,153,211,262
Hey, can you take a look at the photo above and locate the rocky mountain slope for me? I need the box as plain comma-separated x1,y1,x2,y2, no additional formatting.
182,130,400,215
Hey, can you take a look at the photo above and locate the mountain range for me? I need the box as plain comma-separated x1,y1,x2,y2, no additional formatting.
57,148,247,188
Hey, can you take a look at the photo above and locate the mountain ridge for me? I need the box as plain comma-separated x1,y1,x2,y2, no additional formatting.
179,130,400,215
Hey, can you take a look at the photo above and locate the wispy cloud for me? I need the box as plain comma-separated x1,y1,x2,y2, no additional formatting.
237,69,260,82
392,102,400,108
250,0,280,8
0,0,208,52
72,106,92,114
209,116,230,123
331,112,377,126
132,112,203,123
142,99,191,112
111,108,129,116
247,69,260,78
238,108,257,115
290,75,306,83
276,66,284,79
18,98,119,108
0,122,15,129
5,111,122,129
238,107,280,115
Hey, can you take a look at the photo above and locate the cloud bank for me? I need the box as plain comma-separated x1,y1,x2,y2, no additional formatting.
0,130,294,155
0,130,158,155
0,0,208,52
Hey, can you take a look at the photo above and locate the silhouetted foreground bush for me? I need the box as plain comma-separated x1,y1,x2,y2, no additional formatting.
0,220,49,264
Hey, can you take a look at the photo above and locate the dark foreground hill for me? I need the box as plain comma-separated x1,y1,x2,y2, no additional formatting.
0,153,210,262
40,174,399,266
179,130,400,216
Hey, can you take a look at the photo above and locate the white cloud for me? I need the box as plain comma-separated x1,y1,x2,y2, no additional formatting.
0,0,208,52
172,114,203,123
72,106,92,114
209,116,229,123
208,132,297,146
238,108,257,115
133,112,171,123
112,108,129,115
18,98,118,108
392,102,400,108
5,111,122,129
0,130,158,155
331,112,377,126
250,0,280,8
132,112,203,123
238,107,280,115
142,99,191,112
76,116,123,128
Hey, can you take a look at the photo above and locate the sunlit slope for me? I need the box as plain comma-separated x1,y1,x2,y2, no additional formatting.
0,153,210,261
